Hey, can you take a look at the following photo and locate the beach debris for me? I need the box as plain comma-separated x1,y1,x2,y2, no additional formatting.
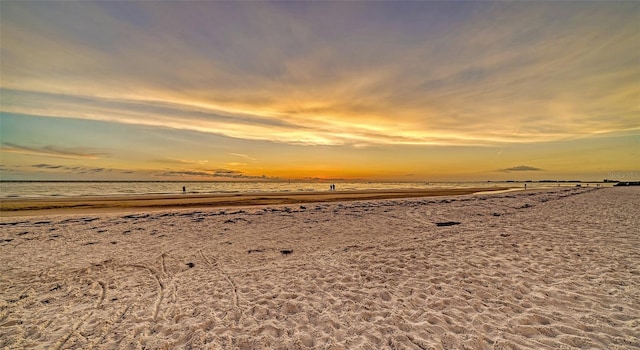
122,214,150,219
343,245,359,252
247,249,265,254
225,218,249,224
0,221,29,226
500,233,510,237
280,249,293,255
186,262,195,268
435,221,461,227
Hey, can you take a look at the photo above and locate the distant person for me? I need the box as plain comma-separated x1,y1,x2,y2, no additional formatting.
524,184,527,190
183,186,186,194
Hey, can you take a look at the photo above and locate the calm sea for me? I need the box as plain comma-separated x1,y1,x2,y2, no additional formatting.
0,181,593,199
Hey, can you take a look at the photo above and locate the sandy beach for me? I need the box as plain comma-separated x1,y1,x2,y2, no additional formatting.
0,187,638,349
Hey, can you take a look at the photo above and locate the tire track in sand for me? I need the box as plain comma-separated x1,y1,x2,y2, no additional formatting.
89,304,132,348
129,263,165,321
198,249,242,324
406,208,438,229
160,252,168,277
53,280,105,350
198,249,238,306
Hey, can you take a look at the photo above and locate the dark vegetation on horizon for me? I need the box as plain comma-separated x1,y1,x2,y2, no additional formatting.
614,181,640,186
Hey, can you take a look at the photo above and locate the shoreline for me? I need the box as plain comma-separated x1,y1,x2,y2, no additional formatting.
0,187,509,216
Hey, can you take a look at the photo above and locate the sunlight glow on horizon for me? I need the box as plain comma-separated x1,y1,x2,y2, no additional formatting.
1,1,638,181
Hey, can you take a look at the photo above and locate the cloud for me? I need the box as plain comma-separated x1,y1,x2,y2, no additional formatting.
213,168,242,175
0,165,18,173
2,142,107,159
497,165,543,173
157,168,273,180
301,176,351,181
156,170,213,178
1,2,638,147
156,157,209,165
31,163,106,173
32,164,64,169
228,153,257,161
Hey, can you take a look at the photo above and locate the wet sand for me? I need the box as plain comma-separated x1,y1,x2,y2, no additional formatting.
0,187,508,216
1,187,638,349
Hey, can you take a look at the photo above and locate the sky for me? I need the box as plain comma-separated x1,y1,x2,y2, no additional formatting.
1,1,638,182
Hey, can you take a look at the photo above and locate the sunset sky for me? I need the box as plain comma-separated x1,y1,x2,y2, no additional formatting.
1,1,638,181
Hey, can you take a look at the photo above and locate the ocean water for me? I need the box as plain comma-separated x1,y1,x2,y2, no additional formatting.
0,181,594,199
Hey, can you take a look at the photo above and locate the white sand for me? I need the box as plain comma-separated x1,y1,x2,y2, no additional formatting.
1,187,638,349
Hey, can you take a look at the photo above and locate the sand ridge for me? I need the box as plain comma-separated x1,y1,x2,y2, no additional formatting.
1,187,638,349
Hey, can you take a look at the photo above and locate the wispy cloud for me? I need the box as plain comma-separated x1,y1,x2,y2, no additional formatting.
496,165,543,173
2,142,108,159
228,153,257,161
157,168,273,180
31,163,106,174
225,162,247,167
156,157,209,165
1,2,637,147
0,164,18,173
